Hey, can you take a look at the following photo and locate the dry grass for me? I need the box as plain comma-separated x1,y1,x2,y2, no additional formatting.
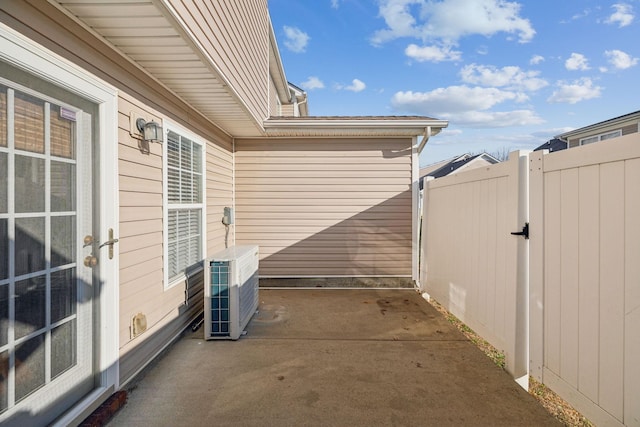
427,298,593,427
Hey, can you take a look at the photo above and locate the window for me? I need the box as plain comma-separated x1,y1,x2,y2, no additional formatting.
579,129,622,145
164,126,205,286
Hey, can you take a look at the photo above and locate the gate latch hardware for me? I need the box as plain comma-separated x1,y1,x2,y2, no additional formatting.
99,228,119,259
511,223,529,239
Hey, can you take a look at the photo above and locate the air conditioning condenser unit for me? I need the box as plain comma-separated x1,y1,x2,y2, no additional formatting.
204,245,259,340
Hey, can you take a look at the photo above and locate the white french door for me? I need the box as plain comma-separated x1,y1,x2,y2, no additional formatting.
0,79,95,423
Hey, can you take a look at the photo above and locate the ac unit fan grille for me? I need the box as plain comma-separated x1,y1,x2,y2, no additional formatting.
210,261,231,337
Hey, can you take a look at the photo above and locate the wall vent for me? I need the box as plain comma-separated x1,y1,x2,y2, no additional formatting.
205,245,259,340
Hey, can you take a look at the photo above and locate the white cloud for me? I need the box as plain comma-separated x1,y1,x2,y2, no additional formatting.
283,26,310,53
565,53,590,71
405,43,462,62
343,79,366,92
547,78,602,104
605,3,634,27
422,0,536,43
476,45,489,55
391,85,526,112
560,8,591,23
300,76,325,90
371,0,422,45
459,64,548,91
450,110,544,127
331,0,339,9
605,49,639,69
371,0,535,46
390,85,544,127
529,55,544,65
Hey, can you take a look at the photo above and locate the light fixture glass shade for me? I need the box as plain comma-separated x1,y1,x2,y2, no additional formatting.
143,121,163,143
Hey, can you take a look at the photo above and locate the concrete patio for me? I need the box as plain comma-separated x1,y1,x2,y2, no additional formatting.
108,288,559,426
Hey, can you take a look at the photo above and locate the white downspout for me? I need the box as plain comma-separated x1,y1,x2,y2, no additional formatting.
413,126,431,287
417,126,432,153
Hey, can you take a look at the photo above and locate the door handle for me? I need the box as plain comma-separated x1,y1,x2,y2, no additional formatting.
510,223,529,239
99,228,119,259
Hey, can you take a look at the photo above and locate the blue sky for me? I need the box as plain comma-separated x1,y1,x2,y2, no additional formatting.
268,0,640,166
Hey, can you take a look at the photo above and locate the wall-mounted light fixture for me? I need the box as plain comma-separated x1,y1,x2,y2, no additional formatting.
136,118,163,143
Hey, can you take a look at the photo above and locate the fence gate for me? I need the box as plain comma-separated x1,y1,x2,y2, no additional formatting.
420,151,529,383
529,133,640,427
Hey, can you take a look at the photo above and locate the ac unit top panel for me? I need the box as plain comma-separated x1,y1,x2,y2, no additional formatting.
208,245,259,263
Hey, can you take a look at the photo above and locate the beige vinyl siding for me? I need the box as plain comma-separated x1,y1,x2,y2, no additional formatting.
0,1,231,148
621,123,638,136
2,3,234,384
169,0,270,123
118,94,233,382
269,77,280,116
279,104,295,116
235,138,413,277
206,140,234,252
117,95,166,354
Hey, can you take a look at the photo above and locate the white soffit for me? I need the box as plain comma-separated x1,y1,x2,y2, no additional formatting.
55,0,263,137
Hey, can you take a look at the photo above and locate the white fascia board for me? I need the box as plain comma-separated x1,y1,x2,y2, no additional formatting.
265,118,448,129
268,18,292,103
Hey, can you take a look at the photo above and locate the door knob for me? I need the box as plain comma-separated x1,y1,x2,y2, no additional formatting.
84,256,98,267
83,235,94,247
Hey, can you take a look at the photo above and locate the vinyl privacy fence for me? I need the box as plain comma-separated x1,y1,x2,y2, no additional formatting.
421,133,640,427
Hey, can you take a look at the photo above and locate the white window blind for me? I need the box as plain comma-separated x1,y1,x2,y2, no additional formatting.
166,130,203,282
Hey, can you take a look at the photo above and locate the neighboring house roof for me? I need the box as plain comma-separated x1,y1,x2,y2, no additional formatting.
533,138,567,153
419,155,466,178
555,110,640,140
419,152,499,189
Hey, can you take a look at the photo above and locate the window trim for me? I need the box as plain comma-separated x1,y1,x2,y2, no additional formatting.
162,120,206,289
579,129,622,146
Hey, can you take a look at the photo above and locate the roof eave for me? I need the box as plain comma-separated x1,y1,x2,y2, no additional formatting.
268,19,292,103
263,119,448,138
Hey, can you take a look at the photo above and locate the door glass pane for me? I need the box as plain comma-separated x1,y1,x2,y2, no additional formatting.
0,350,7,412
15,275,46,339
0,219,7,280
15,155,45,213
15,217,45,276
15,334,45,403
51,216,75,268
51,268,76,323
51,320,76,379
14,92,44,154
50,105,75,159
0,152,7,213
0,85,6,147
0,285,7,346
51,161,75,212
